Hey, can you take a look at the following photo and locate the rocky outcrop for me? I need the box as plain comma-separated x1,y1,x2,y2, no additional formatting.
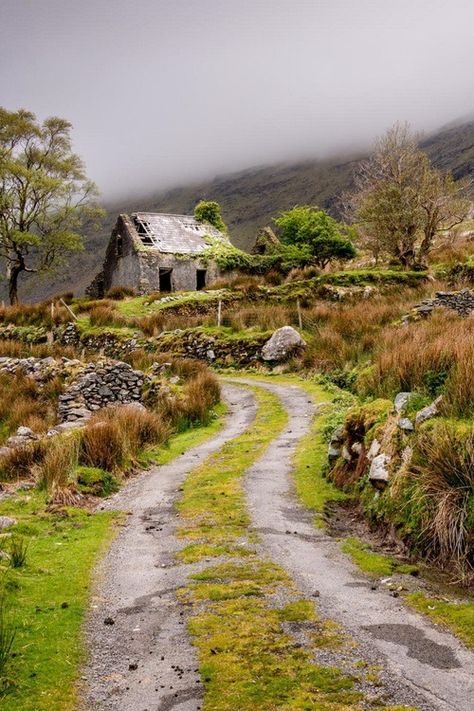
261,326,306,362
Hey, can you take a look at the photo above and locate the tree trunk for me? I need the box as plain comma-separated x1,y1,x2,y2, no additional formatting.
8,262,23,305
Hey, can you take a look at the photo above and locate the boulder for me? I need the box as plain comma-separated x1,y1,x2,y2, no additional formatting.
261,326,306,362
415,395,443,425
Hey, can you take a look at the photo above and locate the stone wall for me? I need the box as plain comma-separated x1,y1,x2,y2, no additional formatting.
403,288,474,322
58,360,146,422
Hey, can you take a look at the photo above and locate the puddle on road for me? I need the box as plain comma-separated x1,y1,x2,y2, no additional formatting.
364,623,461,669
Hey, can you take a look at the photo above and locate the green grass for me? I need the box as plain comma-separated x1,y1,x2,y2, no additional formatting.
0,400,230,709
406,592,474,648
340,538,418,578
0,492,121,710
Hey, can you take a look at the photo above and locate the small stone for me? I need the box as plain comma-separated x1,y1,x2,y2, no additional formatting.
369,453,390,488
398,417,414,432
103,617,115,625
394,392,413,414
0,516,16,530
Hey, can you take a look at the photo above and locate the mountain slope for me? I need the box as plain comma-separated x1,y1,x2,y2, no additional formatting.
11,118,474,302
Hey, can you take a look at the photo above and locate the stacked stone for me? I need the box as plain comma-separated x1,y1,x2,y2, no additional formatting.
403,288,474,322
58,360,146,422
0,356,65,382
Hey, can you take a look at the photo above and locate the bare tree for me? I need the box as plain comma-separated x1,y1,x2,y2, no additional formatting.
347,123,471,269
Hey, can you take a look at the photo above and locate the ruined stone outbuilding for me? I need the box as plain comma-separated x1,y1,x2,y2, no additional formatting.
87,212,230,297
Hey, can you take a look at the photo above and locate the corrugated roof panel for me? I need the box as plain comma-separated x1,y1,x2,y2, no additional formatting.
133,212,226,254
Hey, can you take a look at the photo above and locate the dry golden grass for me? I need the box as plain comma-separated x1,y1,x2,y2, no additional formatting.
360,311,474,416
80,405,171,472
0,440,46,481
0,372,62,444
0,301,70,326
39,435,80,502
183,371,221,425
410,422,474,575
88,305,128,328
105,285,136,300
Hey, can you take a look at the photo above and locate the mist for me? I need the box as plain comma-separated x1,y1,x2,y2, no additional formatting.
2,0,474,200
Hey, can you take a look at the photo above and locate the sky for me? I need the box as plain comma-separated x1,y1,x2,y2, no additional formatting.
1,0,474,200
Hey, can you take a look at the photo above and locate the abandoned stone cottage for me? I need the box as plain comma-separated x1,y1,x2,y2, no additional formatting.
87,212,229,297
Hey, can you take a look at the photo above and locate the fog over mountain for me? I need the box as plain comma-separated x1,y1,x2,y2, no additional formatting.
2,0,474,200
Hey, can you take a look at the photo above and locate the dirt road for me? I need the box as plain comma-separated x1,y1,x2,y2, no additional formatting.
83,379,474,711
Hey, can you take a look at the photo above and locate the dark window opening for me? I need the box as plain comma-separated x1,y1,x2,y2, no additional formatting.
116,233,123,257
196,269,207,290
159,268,173,292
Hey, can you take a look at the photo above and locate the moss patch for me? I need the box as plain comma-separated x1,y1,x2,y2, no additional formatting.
406,592,474,648
341,538,419,578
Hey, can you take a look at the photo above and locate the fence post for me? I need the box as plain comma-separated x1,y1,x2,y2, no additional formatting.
217,299,222,327
297,298,303,330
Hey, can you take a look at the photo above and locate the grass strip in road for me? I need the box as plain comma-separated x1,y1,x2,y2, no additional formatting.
177,384,396,711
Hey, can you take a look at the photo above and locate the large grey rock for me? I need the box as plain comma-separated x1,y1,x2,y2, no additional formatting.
369,453,390,487
261,326,306,362
415,395,443,425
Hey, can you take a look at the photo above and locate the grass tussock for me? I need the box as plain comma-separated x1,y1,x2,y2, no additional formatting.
87,305,129,328
0,440,46,481
80,405,171,472
39,435,80,502
105,285,136,300
0,372,62,445
410,422,474,575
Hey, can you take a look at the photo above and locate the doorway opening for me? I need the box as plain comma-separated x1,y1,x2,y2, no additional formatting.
196,269,207,291
159,268,173,292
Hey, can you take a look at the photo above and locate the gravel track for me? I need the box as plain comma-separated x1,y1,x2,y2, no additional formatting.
82,377,474,711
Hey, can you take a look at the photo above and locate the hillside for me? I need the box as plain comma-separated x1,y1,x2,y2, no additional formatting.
10,117,474,302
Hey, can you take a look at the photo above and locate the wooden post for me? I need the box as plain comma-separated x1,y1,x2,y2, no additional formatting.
60,298,78,321
297,298,303,330
217,300,222,327
51,301,55,321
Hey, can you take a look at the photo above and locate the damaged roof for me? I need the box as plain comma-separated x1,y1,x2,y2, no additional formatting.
131,212,227,254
